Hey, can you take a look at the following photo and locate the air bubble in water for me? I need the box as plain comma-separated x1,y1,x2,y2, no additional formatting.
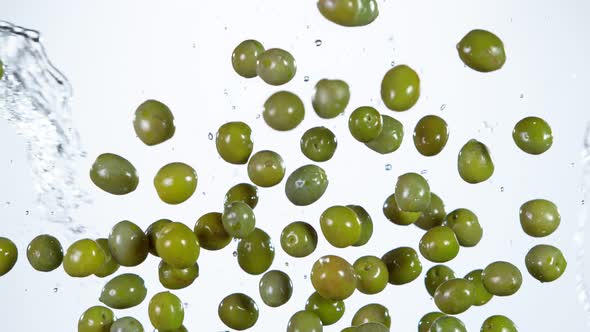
208,133,213,140
385,164,392,171
285,262,289,267
500,186,505,192
391,61,395,67
233,251,238,257
304,76,310,82
53,288,57,293
315,39,322,46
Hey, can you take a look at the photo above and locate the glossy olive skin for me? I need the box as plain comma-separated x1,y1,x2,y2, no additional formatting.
519,199,560,237
354,256,389,295
259,270,293,307
110,317,143,332
348,205,373,246
301,127,338,162
26,234,63,272
418,312,445,332
525,244,567,282
232,39,265,78
285,165,329,206
155,222,200,269
95,238,120,278
280,221,318,258
287,311,323,332
457,29,506,73
424,265,456,297
256,48,297,86
133,99,175,146
247,150,286,187
194,212,232,251
414,193,446,230
78,306,115,332
64,239,106,278
216,121,254,165
311,255,357,301
383,193,421,226
513,116,552,155
263,91,305,131
99,273,147,309
305,291,345,325
312,79,350,119
224,183,259,209
145,219,172,257
419,226,460,263
365,115,404,154
442,208,483,247
481,315,518,332
351,304,391,328
458,139,494,184
395,172,431,212
381,65,420,112
355,322,390,332
153,162,198,205
222,201,256,238
108,220,149,267
218,293,259,331
464,269,493,306
90,153,138,195
434,278,475,314
164,326,188,332
349,107,383,142
148,292,184,331
317,0,379,27
159,260,199,289
320,205,362,248
481,261,522,296
414,115,449,156
237,228,275,275
430,316,467,332
381,247,422,285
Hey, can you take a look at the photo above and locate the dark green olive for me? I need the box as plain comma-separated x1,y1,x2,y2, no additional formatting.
512,116,552,155
237,228,275,275
256,48,297,86
305,291,345,325
26,234,63,272
78,306,115,332
525,244,567,283
218,293,259,331
413,115,449,156
395,172,431,212
348,205,373,246
365,115,404,154
381,65,420,112
353,256,389,295
414,193,446,230
312,79,350,119
351,304,391,328
222,201,256,238
419,226,460,263
0,237,17,277
381,247,422,285
232,39,265,78
247,150,286,187
464,269,493,306
133,99,175,146
287,311,323,332
155,222,200,269
433,278,475,315
301,126,338,162
280,221,318,258
259,270,293,307
430,316,467,332
216,121,254,165
424,265,456,297
317,0,379,27
457,29,506,73
148,291,184,331
159,260,199,289
95,238,120,278
519,199,560,237
90,153,138,195
99,273,147,309
481,261,522,296
481,315,518,332
64,239,106,278
355,322,390,332
418,312,445,332
110,317,143,332
349,107,383,142
108,220,149,267
145,219,172,257
224,183,259,209
194,212,232,251
320,205,362,248
442,208,483,247
263,91,305,131
285,164,329,206
311,255,357,301
383,193,422,226
458,139,494,184
153,162,198,205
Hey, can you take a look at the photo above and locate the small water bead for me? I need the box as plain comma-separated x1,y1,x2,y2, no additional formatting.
53,288,58,292
304,76,310,82
256,114,261,119
25,210,29,215
520,93,524,99
500,186,505,192
233,251,238,257
315,39,322,46
391,61,395,67
385,164,392,171
224,89,229,96
208,133,213,140
440,104,446,111
285,262,289,267
420,170,428,175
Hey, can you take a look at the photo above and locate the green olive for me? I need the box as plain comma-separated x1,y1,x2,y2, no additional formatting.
222,201,256,238
78,306,115,332
355,322,390,332
481,261,522,296
133,99,175,146
351,304,391,328
259,270,293,307
320,205,362,248
148,291,184,331
263,91,305,131
395,172,431,212
287,311,323,332
305,291,345,325
26,234,63,272
232,39,265,78
418,312,445,332
481,315,518,332
194,212,232,251
458,139,494,184
424,265,456,297
457,29,506,73
429,316,467,332
414,193,446,230
99,273,147,309
383,193,422,226
311,255,357,301
349,106,383,142
513,116,552,155
108,220,149,267
433,278,475,315
353,256,389,295
256,48,297,86
300,126,338,162
312,79,350,119
413,115,449,156
365,115,404,154
155,222,200,269
442,208,483,247
218,293,259,331
348,205,373,246
381,65,420,112
216,121,254,164
285,164,329,206
0,60,4,80
419,226,460,263
224,183,259,209
280,221,318,258
64,239,106,278
237,228,275,275
381,247,422,285
519,199,560,237
110,317,143,332
90,153,138,195
95,238,120,278
525,244,567,283
145,219,172,257
159,260,199,289
317,0,379,27
0,237,17,277
247,150,286,187
153,162,197,205
464,269,493,306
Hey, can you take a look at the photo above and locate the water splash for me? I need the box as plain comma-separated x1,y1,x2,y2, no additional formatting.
576,122,590,327
0,21,88,232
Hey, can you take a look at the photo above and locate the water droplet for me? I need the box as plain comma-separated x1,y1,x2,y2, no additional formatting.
5,201,10,205
224,26,228,31
420,170,428,175
192,43,196,49
232,106,236,110
303,275,308,279
519,93,524,99
583,200,586,206
285,262,289,267
256,114,261,119
233,251,238,257
306,25,311,29
440,104,446,111
202,192,206,196
304,76,310,82
315,39,322,47
385,164,392,171
53,288,58,292
571,162,576,167
208,133,213,140
25,210,29,215
500,186,505,192
183,302,189,308
391,61,395,67
223,89,229,96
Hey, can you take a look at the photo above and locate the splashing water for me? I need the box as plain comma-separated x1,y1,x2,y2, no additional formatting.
576,122,590,327
0,21,88,232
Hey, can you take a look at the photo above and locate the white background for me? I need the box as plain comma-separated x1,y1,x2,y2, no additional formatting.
1,0,590,331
